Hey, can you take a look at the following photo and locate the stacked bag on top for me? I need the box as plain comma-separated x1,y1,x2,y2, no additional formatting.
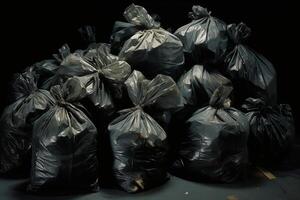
112,4,185,80
174,5,228,66
0,3,295,194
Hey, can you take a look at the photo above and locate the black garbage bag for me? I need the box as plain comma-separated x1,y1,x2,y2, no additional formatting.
43,43,131,113
241,98,295,164
175,64,232,121
31,59,60,88
33,44,71,90
110,13,163,55
118,4,185,80
110,21,143,55
108,70,183,193
224,22,277,105
28,83,99,193
171,86,249,183
174,5,228,65
0,71,55,174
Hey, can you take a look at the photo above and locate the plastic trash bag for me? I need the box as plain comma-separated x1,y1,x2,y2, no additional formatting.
110,21,142,55
175,64,232,121
172,86,249,183
0,71,55,174
108,70,183,193
28,83,99,193
37,44,71,89
224,23,277,105
31,59,60,88
44,43,131,113
175,5,228,65
241,98,295,164
110,13,163,55
118,4,184,80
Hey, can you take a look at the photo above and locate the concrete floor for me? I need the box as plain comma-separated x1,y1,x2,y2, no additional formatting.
1,168,300,200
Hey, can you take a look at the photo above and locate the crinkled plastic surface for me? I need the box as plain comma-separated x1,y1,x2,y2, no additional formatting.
123,4,160,29
28,84,99,193
0,99,31,174
0,71,55,174
0,3,294,195
109,70,182,193
176,64,232,121
119,4,184,80
53,44,71,63
44,43,131,113
175,5,228,65
241,98,295,163
225,23,277,105
10,71,56,126
172,86,249,183
110,21,142,55
38,44,71,89
31,59,60,88
110,11,163,55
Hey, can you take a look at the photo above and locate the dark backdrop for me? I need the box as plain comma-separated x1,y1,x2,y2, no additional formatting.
1,0,298,133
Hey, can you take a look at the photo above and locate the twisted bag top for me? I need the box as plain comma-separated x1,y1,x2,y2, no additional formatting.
225,22,277,104
47,43,131,112
173,86,249,182
110,70,183,140
108,70,183,193
175,5,228,64
29,83,98,192
0,70,55,174
118,4,184,79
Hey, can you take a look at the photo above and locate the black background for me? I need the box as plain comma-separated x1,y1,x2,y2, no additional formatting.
1,0,298,133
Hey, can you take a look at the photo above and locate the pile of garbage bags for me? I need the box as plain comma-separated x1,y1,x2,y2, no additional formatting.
0,4,295,194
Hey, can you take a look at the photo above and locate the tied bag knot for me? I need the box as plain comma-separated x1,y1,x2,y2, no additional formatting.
108,70,183,193
124,4,160,29
209,85,233,109
188,5,211,20
227,22,251,44
118,104,144,115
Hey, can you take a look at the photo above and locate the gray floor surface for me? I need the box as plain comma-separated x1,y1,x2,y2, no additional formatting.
1,169,300,200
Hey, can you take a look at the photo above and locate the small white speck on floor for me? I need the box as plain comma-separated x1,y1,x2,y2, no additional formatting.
184,192,189,195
